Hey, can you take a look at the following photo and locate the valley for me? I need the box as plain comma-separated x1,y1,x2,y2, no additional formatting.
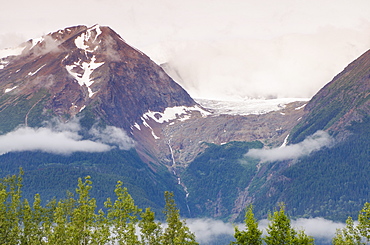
0,25,369,228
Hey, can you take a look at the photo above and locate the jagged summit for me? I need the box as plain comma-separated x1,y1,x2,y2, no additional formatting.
0,25,198,135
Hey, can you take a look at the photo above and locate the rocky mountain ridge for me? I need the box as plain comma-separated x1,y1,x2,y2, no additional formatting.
0,25,368,223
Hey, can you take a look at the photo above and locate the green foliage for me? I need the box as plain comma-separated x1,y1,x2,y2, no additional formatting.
232,203,314,245
264,203,314,245
0,90,50,133
358,202,370,242
0,148,187,218
0,170,23,244
79,105,100,130
161,191,198,245
278,117,370,221
332,202,370,244
139,208,162,245
231,205,262,245
105,180,141,244
0,170,198,244
333,217,361,245
182,141,263,218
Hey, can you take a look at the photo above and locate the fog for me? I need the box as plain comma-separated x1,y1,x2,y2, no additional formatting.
0,119,134,155
186,217,345,244
1,0,370,100
246,131,334,162
160,26,370,100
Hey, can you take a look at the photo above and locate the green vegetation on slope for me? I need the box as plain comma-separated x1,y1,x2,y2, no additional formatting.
182,141,263,219
0,149,187,218
0,90,50,133
0,172,198,244
270,117,370,221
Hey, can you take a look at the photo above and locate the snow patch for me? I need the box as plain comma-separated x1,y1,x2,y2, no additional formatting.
0,45,26,59
133,123,141,131
91,25,102,42
295,104,307,110
196,98,309,116
79,105,86,112
143,105,211,123
30,37,44,50
28,64,46,76
141,117,160,139
4,86,18,93
65,56,104,97
74,33,90,50
74,25,102,51
280,134,290,148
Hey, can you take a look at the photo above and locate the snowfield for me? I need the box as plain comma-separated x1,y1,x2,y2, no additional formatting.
195,98,309,116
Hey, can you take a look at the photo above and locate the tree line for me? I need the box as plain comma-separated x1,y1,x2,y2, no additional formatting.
1,170,370,244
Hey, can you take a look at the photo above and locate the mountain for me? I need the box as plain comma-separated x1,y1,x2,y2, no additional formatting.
161,48,369,221
289,49,370,143
0,24,368,223
0,25,203,214
0,24,210,163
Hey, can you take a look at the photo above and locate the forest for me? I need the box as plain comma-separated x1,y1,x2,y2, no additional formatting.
1,170,370,244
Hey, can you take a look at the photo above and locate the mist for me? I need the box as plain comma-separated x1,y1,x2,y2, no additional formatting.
89,125,135,150
186,217,344,244
159,25,370,100
246,130,334,162
1,0,370,100
0,119,134,155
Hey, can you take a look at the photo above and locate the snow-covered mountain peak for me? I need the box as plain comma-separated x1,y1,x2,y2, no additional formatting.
74,25,103,52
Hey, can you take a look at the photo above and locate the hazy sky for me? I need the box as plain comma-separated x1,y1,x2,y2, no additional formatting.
1,0,370,100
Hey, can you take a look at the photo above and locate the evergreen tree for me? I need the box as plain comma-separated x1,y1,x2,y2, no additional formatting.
231,205,262,245
264,203,314,245
161,191,198,245
333,202,370,244
358,202,370,243
139,207,162,245
105,180,141,244
0,170,23,244
332,216,362,245
68,176,97,244
0,172,199,244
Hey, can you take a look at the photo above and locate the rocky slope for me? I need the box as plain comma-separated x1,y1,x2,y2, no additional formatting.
2,24,367,222
0,25,197,128
0,25,205,163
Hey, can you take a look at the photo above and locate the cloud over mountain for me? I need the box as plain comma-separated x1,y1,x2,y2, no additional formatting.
246,130,333,162
0,119,134,155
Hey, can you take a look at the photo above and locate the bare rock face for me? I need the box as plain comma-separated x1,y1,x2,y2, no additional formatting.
157,101,307,166
0,25,196,130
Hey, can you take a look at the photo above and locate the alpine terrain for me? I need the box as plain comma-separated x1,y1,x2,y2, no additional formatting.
0,25,368,223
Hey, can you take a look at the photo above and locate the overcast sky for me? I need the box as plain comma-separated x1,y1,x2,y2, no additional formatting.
1,0,370,100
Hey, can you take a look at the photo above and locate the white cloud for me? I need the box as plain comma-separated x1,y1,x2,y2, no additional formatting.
186,218,235,244
258,217,345,243
160,24,370,100
0,119,134,155
29,35,63,56
292,217,345,242
0,0,369,100
0,126,110,155
90,125,135,150
185,217,344,243
246,131,334,162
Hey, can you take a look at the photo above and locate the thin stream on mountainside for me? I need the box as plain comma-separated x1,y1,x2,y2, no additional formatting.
168,140,191,216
